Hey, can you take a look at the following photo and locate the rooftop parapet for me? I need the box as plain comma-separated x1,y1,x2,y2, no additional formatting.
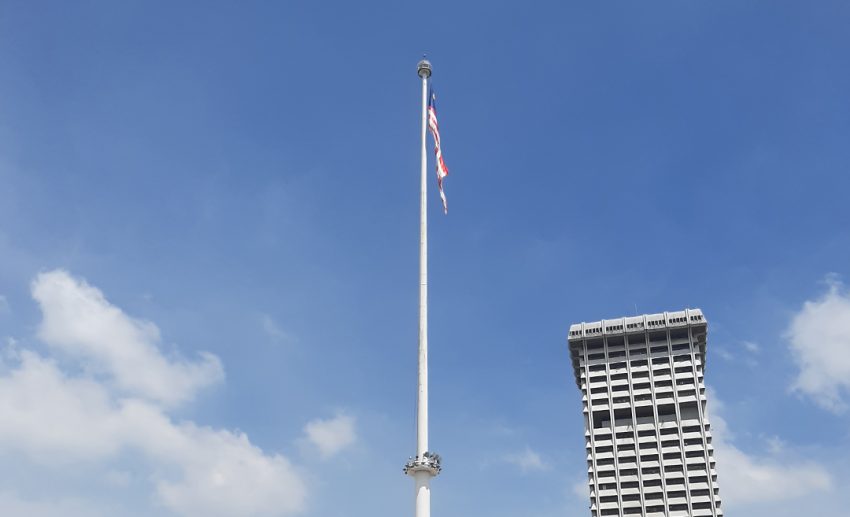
566,309,708,388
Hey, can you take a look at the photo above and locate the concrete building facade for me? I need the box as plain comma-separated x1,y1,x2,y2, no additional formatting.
568,309,722,517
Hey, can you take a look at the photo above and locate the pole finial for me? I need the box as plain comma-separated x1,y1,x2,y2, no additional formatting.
417,59,432,78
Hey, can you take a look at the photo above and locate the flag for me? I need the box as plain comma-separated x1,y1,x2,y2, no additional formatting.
427,90,449,214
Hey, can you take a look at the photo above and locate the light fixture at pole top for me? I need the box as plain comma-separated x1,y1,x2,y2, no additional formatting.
417,59,432,78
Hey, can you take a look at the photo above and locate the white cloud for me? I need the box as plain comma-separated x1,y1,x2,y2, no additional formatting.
0,491,113,517
715,444,831,504
765,435,786,455
0,270,308,516
714,347,734,361
502,446,548,473
151,419,306,516
742,340,760,354
303,413,356,459
709,394,832,505
787,278,850,412
0,295,8,314
2,337,19,360
104,470,132,488
261,314,293,345
0,350,126,464
714,341,759,363
31,270,223,408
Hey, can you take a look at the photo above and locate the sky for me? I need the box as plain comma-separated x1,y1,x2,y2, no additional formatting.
1,1,849,516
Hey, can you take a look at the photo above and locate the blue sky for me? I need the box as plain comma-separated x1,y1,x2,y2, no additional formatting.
1,1,849,515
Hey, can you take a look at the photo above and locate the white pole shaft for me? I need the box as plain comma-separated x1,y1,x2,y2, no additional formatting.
414,471,431,517
417,68,429,459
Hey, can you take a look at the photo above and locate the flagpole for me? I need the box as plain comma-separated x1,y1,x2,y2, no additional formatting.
418,59,429,465
404,58,440,517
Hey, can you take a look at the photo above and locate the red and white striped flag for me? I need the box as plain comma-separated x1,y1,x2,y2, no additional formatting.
428,90,449,214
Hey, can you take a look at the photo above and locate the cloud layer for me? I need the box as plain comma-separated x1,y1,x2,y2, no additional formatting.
0,270,307,516
32,271,223,408
787,278,850,412
502,446,548,473
303,413,356,459
709,395,832,506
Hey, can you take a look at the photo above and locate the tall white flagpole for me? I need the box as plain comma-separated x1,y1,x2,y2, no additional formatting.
404,58,440,517
418,59,430,465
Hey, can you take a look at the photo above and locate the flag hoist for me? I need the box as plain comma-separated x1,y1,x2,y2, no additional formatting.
403,58,446,517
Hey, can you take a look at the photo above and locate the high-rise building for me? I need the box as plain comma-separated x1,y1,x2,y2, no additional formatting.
567,309,722,517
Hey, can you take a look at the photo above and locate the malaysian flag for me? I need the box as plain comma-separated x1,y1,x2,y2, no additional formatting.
427,90,449,214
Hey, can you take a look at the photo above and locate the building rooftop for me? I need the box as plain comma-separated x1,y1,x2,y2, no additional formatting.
566,308,708,387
